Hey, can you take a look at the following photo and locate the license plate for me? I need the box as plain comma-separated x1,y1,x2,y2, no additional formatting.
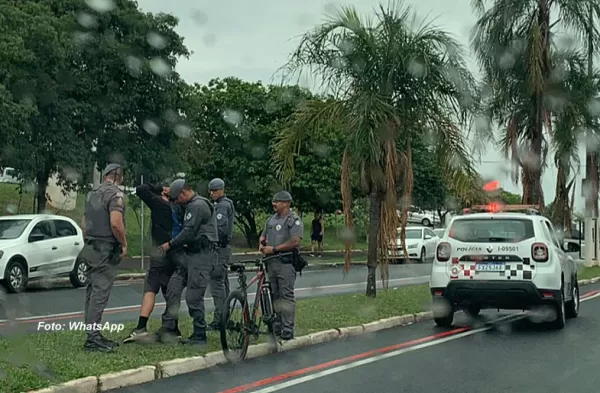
475,262,505,272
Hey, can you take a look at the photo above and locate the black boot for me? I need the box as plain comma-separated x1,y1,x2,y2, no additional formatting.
84,335,114,352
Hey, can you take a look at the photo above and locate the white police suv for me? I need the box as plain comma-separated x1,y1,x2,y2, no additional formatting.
429,204,579,329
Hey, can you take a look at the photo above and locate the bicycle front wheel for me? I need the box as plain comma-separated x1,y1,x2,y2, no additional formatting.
220,290,251,362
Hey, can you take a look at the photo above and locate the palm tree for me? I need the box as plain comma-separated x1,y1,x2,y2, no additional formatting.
549,52,600,233
272,1,478,297
470,0,600,209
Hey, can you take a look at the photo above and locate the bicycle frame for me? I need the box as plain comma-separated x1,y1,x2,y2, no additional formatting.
233,252,293,335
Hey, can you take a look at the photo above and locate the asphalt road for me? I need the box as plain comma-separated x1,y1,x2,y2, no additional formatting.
112,281,600,393
0,263,431,333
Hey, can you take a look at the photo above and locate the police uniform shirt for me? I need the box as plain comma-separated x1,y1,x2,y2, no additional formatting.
170,195,218,248
84,182,126,242
214,196,234,244
262,212,304,247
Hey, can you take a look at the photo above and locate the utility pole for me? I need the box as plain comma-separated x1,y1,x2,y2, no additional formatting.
584,4,599,267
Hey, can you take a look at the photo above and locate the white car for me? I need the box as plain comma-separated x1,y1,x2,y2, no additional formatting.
0,214,88,292
429,205,578,330
388,226,439,263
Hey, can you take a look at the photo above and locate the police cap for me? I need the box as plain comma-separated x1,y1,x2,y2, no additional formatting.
272,191,292,202
102,163,122,177
168,178,186,200
208,178,225,191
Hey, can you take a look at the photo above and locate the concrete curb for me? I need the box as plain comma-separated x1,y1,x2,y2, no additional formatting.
26,310,429,393
25,275,600,393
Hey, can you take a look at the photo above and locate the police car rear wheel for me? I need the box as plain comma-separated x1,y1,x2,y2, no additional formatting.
419,248,425,263
565,280,579,319
549,285,566,329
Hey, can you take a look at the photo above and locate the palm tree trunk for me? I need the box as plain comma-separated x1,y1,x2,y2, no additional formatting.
366,189,381,297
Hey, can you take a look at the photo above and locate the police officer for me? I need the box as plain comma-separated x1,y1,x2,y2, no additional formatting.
258,191,303,340
207,178,234,329
79,163,127,352
158,179,224,344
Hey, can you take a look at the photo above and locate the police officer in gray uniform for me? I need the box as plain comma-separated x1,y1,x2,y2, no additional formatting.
158,178,224,344
208,178,234,305
79,163,127,352
258,191,303,340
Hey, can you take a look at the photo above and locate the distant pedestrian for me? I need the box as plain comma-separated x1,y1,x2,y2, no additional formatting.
157,179,223,345
123,182,183,343
207,178,235,329
310,212,324,257
258,191,303,340
79,163,127,352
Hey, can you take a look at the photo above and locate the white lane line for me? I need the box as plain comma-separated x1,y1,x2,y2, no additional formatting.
243,294,600,393
0,276,429,323
246,314,524,393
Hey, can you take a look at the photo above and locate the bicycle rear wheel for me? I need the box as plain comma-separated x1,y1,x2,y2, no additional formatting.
220,290,251,362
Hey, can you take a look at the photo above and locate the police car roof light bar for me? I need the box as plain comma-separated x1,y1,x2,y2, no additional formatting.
462,204,541,215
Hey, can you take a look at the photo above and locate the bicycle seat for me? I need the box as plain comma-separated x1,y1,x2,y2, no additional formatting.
230,263,246,272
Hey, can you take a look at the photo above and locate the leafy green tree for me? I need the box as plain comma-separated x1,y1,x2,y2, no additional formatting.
182,77,333,248
0,0,189,211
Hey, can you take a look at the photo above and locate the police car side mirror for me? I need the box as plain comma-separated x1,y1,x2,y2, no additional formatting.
562,242,569,252
424,235,432,240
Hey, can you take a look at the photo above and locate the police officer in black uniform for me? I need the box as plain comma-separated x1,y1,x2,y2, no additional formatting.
258,191,303,340
206,178,234,329
79,163,127,352
158,179,221,344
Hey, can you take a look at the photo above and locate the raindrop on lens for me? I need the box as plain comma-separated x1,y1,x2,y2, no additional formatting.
149,58,172,77
76,12,97,28
85,0,116,12
143,120,160,136
147,32,167,49
174,124,191,138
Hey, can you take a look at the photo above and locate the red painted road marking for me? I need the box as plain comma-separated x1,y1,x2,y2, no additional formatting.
216,289,599,393
216,326,473,393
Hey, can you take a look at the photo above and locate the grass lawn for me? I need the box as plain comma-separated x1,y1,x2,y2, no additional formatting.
0,183,367,256
0,285,430,393
578,266,600,280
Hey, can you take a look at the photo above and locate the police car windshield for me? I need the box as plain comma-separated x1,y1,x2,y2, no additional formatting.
0,219,31,239
448,218,535,243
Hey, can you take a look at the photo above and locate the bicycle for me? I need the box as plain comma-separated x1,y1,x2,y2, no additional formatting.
219,251,294,362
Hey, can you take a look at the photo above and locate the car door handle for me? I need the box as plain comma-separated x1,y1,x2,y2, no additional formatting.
74,242,80,246
52,246,57,250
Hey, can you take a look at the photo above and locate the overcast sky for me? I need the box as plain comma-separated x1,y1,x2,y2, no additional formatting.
134,0,590,212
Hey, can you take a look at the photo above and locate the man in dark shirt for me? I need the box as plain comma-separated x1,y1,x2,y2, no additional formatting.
122,182,183,343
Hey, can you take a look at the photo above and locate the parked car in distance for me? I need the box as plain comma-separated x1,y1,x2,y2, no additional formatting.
388,226,439,263
0,214,87,292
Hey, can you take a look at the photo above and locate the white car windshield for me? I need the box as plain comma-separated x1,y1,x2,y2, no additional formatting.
403,229,422,239
0,219,31,239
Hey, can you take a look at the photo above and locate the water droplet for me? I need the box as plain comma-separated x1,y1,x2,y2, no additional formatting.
313,144,330,157
76,12,97,28
85,0,116,12
143,120,160,136
149,58,172,77
339,226,356,244
163,109,178,123
23,182,35,193
192,10,208,25
251,145,266,159
6,204,17,214
222,109,243,126
72,32,93,46
407,58,427,78
174,124,191,138
147,32,167,49
203,34,216,47
62,167,80,182
497,52,515,69
587,98,600,116
125,56,143,76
